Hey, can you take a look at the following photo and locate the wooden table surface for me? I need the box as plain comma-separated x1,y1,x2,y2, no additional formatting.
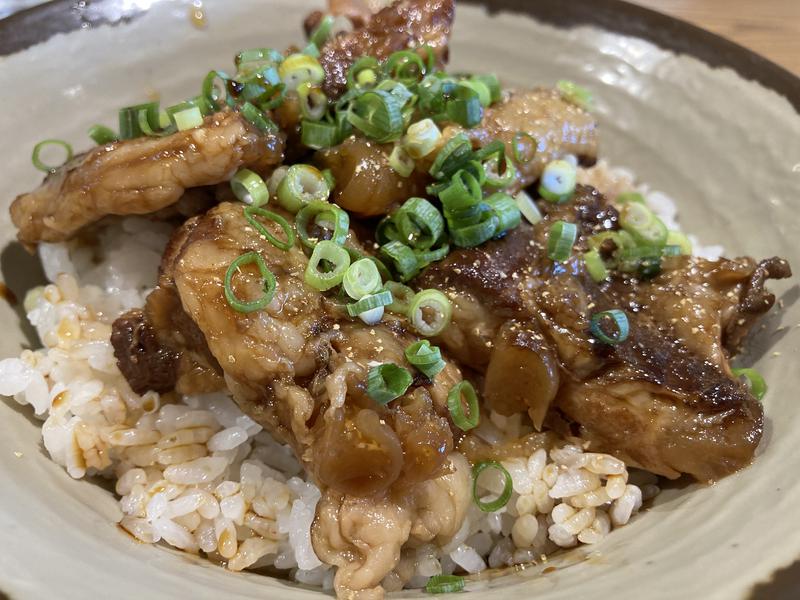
631,0,800,75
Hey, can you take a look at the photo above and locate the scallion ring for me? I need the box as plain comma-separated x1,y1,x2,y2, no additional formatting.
385,50,427,85
224,251,277,313
514,190,543,225
439,169,483,211
539,159,577,203
277,164,330,212
402,118,442,160
346,56,380,90
483,153,517,189
240,101,278,133
172,106,204,131
619,202,668,247
666,230,693,255
557,79,593,110
409,289,452,337
405,340,445,379
309,14,335,47
304,240,351,291
380,241,420,282
301,120,339,150
589,309,630,345
88,125,117,145
484,192,521,235
31,139,73,172
584,249,610,282
450,212,499,248
547,220,578,262
448,380,480,431
346,289,393,317
389,144,415,178
347,90,404,143
243,206,295,251
231,169,269,207
297,82,328,121
202,70,232,111
732,367,767,401
295,200,349,248
425,575,465,595
472,460,513,512
366,363,413,405
279,53,325,91
429,132,473,180
395,197,445,251
343,258,383,300
446,83,484,128
384,281,416,315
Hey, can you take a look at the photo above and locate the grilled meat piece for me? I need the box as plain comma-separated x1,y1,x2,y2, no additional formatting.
10,111,284,247
445,88,598,193
317,0,454,99
418,186,790,480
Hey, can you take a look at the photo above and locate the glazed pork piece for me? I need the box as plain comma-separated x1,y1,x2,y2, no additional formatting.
315,0,455,99
417,185,790,481
10,111,284,247
112,201,473,597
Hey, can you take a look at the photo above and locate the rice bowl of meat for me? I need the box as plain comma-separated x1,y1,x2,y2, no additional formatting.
0,0,799,598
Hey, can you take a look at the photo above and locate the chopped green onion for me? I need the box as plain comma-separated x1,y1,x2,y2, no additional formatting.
31,139,73,172
619,202,668,247
88,125,117,145
231,168,269,207
267,166,288,200
277,164,330,212
346,289,393,317
389,144,415,177
367,363,413,405
347,56,380,90
732,367,767,401
483,153,517,189
403,118,442,159
409,289,452,337
304,240,351,291
309,14,335,47
616,191,646,205
584,249,609,282
425,575,465,594
301,120,339,149
405,340,445,379
243,206,295,251
539,159,577,203
396,198,445,250
470,73,501,104
118,102,159,139
459,78,491,107
472,460,513,512
447,380,480,431
297,82,328,121
384,281,416,315
279,53,325,91
557,79,593,110
380,241,420,282
439,169,483,211
661,245,682,257
512,131,537,163
301,42,320,58
202,70,231,111
172,106,204,131
347,90,404,143
415,243,450,267
385,50,427,85
224,251,277,313
450,211,499,248
514,190,542,225
485,193,521,235
240,102,278,133
618,246,663,278
587,230,636,259
446,83,484,128
295,200,349,248
236,47,283,67
343,258,382,300
590,309,630,345
429,133,473,180
547,221,577,262
666,230,693,255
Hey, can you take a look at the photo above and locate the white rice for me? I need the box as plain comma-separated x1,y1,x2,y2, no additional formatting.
0,166,673,588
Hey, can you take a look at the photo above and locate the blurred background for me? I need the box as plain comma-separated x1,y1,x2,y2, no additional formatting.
1,0,798,74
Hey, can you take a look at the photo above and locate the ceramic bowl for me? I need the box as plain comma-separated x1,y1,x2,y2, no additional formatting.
1,1,799,598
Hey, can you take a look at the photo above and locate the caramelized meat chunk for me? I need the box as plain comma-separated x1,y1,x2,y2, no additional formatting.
110,309,178,395
318,0,454,99
10,111,284,246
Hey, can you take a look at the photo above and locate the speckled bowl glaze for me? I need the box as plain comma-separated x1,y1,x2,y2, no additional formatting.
1,1,799,598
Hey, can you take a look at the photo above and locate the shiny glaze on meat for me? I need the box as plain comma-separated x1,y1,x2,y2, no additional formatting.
417,185,790,480
317,0,454,99
445,88,598,192
10,111,284,247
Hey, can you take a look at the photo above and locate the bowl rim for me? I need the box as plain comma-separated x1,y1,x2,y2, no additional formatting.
1,0,799,114
1,1,799,598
